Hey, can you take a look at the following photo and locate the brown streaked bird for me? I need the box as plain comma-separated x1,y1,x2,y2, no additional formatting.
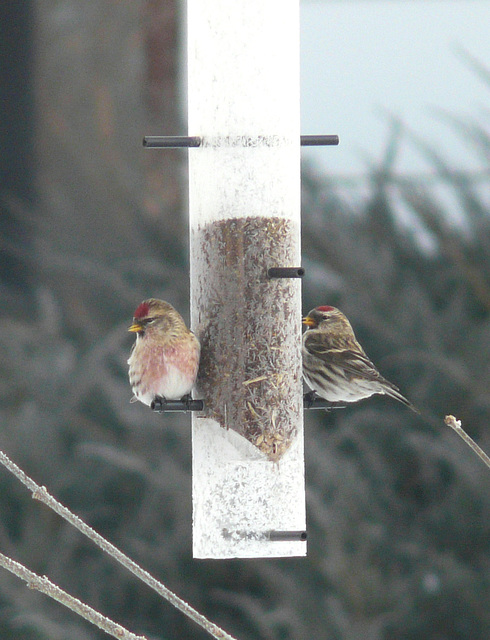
127,299,200,407
302,305,418,413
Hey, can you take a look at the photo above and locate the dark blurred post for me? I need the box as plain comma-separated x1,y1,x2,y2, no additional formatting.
0,1,35,309
143,0,187,247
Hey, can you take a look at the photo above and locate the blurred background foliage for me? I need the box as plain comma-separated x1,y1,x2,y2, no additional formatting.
0,1,488,639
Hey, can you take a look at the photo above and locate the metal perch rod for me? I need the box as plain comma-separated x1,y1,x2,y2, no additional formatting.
150,395,344,412
222,529,307,542
143,135,339,148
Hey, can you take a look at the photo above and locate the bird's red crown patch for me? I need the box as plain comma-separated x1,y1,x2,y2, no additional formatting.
134,301,150,319
317,305,334,312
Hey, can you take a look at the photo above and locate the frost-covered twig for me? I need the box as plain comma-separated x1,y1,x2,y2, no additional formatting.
0,450,238,640
0,552,146,640
444,415,490,469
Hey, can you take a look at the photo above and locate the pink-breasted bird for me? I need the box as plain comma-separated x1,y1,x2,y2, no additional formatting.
302,305,418,413
127,299,200,407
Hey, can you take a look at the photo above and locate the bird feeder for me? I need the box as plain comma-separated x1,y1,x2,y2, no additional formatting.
145,0,338,559
187,0,305,559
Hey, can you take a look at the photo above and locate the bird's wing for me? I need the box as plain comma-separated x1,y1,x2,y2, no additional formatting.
341,350,400,386
304,334,393,385
304,333,419,413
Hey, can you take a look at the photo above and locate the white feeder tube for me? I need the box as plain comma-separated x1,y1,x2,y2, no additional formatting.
188,0,305,558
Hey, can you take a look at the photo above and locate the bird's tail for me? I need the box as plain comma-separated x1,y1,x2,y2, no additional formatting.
386,386,420,414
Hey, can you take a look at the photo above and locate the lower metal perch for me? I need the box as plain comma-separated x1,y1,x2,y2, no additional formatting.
150,394,344,413
151,397,204,413
222,529,307,542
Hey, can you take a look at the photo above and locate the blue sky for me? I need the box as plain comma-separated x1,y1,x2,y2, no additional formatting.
300,0,490,178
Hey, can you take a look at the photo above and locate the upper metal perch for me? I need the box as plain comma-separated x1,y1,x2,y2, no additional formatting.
143,134,339,148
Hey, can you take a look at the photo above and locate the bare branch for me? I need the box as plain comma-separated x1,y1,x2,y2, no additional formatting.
0,552,147,640
0,450,238,640
444,415,490,469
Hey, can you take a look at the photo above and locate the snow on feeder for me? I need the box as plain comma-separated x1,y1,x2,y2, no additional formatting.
186,0,305,559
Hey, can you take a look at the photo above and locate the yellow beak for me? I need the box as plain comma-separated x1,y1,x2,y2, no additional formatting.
128,322,143,333
302,316,315,327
